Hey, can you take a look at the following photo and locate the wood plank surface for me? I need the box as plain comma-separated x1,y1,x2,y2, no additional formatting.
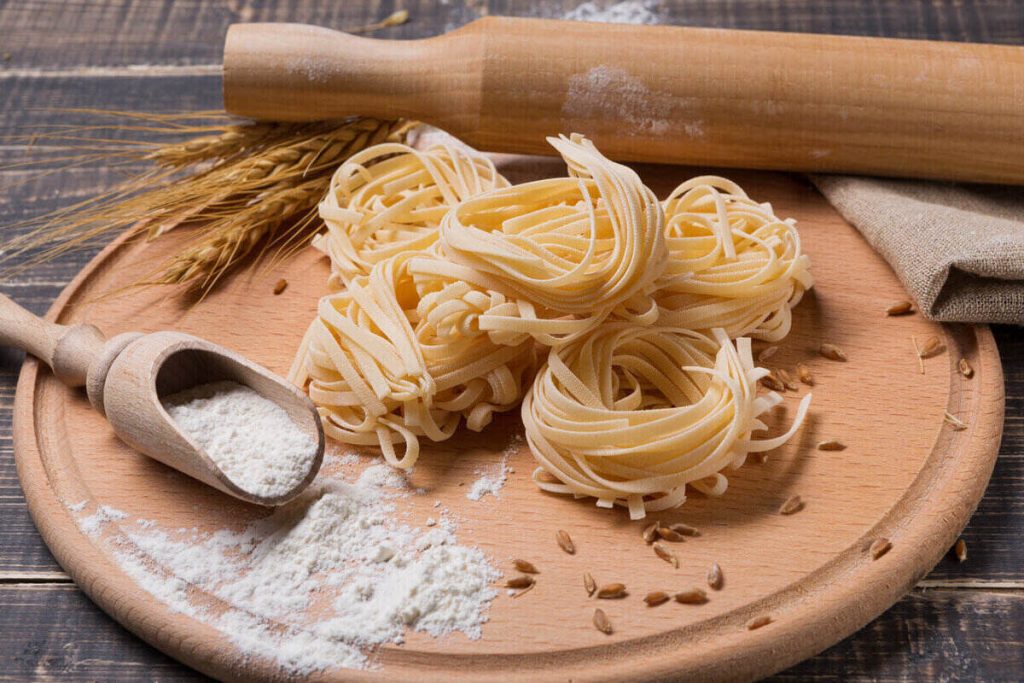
0,1,1021,681
1,584,1020,682
1,0,1021,72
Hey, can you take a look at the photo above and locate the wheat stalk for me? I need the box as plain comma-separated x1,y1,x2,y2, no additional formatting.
1,114,407,293
147,118,403,291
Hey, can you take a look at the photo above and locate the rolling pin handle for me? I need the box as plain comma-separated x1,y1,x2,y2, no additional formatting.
0,293,106,388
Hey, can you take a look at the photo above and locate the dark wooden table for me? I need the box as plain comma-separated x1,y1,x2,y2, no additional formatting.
1,1,1022,680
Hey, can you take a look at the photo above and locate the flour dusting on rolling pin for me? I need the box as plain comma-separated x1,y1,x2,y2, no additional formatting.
222,16,1024,184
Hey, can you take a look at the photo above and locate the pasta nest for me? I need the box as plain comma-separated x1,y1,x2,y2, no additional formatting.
315,142,509,289
440,134,667,327
522,326,811,519
655,176,814,341
292,252,535,469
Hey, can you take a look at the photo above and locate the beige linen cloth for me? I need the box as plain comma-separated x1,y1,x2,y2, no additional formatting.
811,176,1024,325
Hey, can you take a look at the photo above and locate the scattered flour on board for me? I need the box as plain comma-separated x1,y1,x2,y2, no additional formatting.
466,433,523,501
79,505,128,536
73,463,500,675
161,381,318,499
563,0,661,24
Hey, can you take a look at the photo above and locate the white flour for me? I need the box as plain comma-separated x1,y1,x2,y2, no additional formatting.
79,504,128,536
564,0,661,24
73,462,500,674
466,433,523,501
161,381,318,498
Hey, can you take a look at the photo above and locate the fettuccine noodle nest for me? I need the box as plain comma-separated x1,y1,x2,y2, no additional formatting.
522,326,811,519
291,133,814,518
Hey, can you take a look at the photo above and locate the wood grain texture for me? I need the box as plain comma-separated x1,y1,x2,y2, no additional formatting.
10,163,1005,681
222,18,1024,183
2,583,1019,682
0,0,1022,681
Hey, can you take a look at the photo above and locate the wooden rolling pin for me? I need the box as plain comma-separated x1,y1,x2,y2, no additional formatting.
223,17,1024,184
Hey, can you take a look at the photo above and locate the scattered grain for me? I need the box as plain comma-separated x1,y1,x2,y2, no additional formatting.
641,521,659,544
886,300,915,316
819,343,847,362
817,439,846,451
513,559,539,574
796,363,814,386
746,615,772,630
918,336,945,359
958,358,974,379
596,583,627,599
869,538,892,560
644,591,671,607
669,523,700,537
512,582,535,598
944,412,967,431
593,608,613,634
779,495,804,515
656,527,686,542
584,572,597,597
776,368,798,391
505,575,535,589
760,373,786,392
273,278,288,295
556,529,576,555
707,562,724,590
953,538,967,563
757,346,779,363
652,542,679,568
674,588,708,604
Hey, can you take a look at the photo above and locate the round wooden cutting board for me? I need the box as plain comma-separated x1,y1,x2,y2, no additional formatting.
13,159,1004,682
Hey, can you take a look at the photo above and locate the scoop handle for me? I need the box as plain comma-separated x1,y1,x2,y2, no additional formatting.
0,293,105,387
223,17,1024,184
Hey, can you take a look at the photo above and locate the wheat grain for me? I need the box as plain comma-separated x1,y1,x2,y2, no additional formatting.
953,538,967,563
819,343,847,361
869,538,892,560
593,608,613,634
674,588,708,604
556,529,576,555
796,363,814,385
707,562,723,590
597,583,627,599
886,301,914,316
652,542,679,568
779,495,804,515
644,591,671,606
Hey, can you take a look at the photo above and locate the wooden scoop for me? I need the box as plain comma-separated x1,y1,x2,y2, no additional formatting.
223,17,1024,184
0,293,324,506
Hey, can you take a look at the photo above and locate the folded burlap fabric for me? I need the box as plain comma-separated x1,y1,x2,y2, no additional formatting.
811,176,1024,325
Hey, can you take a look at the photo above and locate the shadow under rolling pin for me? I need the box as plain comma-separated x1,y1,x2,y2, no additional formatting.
0,293,324,506
223,16,1024,185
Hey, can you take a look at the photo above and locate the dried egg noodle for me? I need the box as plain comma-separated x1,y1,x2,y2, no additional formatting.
314,142,509,289
655,177,814,341
522,326,812,519
290,251,535,469
293,132,812,510
438,134,666,337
